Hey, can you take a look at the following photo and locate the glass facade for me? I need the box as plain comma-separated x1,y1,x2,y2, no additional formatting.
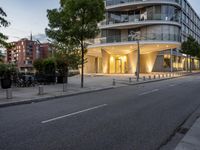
181,0,200,44
105,5,180,25
101,25,180,43
106,0,181,6
98,0,200,45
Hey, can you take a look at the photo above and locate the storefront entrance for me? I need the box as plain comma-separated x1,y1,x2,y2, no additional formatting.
110,55,127,74
115,59,122,74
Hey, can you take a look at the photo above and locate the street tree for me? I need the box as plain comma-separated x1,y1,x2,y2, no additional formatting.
46,3,81,84
181,36,199,72
53,42,81,83
0,50,3,63
59,0,105,88
0,7,10,48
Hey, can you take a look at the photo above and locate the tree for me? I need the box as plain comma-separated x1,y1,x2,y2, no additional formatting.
0,63,17,79
33,59,44,74
46,3,81,84
56,0,105,88
0,50,4,63
181,36,200,72
0,7,11,48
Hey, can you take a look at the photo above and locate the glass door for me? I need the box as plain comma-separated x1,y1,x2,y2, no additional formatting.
115,59,122,74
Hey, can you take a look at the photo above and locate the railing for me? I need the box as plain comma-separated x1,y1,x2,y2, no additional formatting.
101,14,180,26
91,33,180,44
106,0,180,6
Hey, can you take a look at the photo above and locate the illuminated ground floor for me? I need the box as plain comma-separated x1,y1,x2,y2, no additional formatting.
85,42,200,74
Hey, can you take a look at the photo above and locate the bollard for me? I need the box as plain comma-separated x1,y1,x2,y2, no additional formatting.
162,74,165,78
158,74,161,79
153,75,156,79
6,88,12,99
166,74,168,77
38,85,44,95
149,75,151,80
129,77,132,83
63,83,67,92
113,79,116,86
143,76,146,81
169,73,172,77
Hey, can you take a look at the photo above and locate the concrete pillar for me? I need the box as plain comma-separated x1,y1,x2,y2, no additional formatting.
6,88,12,99
127,50,137,74
101,49,110,74
176,49,179,71
140,51,158,73
170,49,173,72
38,85,44,95
63,83,67,92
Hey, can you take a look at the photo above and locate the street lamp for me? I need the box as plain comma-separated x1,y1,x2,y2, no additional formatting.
129,31,141,81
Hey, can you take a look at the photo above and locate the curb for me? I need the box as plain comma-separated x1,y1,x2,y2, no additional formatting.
174,117,200,150
121,72,200,86
0,72,199,108
0,87,114,108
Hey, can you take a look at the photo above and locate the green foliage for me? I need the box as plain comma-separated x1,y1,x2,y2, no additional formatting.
46,0,105,86
0,63,17,79
0,7,11,49
181,36,200,57
0,50,4,63
43,58,56,75
33,59,44,73
62,0,105,42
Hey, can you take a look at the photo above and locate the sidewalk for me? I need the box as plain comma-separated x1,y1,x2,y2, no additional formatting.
175,118,200,150
0,71,198,107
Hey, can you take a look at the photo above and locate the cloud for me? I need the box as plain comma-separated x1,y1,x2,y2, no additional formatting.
32,33,49,43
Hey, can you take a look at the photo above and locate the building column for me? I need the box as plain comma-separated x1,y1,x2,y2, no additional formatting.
170,49,173,72
127,50,137,74
101,49,110,74
176,49,179,71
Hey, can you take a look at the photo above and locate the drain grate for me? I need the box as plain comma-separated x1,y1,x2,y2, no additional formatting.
177,127,189,135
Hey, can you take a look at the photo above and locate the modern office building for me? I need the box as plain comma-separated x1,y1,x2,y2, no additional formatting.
85,0,200,74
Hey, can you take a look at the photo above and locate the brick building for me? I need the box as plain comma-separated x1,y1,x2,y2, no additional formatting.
38,43,53,59
0,50,6,63
6,38,52,73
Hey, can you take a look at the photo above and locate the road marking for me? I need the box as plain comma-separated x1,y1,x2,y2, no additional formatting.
169,84,176,87
139,89,159,96
41,104,108,124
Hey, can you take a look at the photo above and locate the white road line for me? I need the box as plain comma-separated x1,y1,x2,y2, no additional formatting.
41,104,108,124
169,84,176,87
139,89,159,96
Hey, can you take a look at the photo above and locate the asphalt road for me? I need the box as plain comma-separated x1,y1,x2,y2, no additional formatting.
1,74,200,150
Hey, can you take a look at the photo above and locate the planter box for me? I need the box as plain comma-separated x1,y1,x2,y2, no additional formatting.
1,78,12,89
57,76,67,83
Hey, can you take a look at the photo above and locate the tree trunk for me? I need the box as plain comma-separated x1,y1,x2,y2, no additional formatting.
81,43,84,88
66,66,69,84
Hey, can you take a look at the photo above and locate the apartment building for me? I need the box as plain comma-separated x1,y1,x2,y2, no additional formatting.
7,39,52,73
85,0,200,74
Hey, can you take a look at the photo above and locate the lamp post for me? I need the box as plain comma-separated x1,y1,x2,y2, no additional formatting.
129,31,141,81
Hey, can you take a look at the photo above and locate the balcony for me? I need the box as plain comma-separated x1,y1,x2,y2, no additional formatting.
106,0,180,7
101,14,181,28
91,33,180,45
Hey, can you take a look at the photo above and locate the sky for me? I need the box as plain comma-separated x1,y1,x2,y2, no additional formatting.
0,0,200,42
0,0,59,42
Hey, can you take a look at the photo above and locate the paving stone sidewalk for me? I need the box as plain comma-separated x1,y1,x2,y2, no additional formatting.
175,118,200,150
